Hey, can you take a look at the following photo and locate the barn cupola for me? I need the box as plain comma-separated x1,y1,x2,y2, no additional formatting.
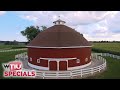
53,16,66,25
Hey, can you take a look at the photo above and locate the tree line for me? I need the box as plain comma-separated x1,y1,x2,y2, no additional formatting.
0,25,47,45
91,41,120,43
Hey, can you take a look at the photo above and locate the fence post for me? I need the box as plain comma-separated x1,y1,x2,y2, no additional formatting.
104,53,106,56
98,66,101,72
80,69,83,77
118,56,120,59
106,53,108,56
96,54,97,59
111,54,112,57
43,72,45,79
117,56,120,59
101,56,103,61
99,56,101,60
102,53,104,56
57,72,58,78
91,68,93,75
104,60,106,68
110,53,111,57
112,55,114,58
24,54,25,60
70,71,72,78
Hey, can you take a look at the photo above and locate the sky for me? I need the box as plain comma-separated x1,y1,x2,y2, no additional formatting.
0,11,120,42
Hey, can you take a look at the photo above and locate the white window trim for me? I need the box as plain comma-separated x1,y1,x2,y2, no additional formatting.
90,56,92,59
30,57,32,61
76,59,80,63
85,58,88,62
26,45,92,49
40,57,76,61
37,59,40,63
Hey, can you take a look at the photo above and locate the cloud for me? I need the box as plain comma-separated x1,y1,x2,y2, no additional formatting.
0,11,6,15
21,15,38,22
17,11,115,26
16,11,120,41
105,12,120,33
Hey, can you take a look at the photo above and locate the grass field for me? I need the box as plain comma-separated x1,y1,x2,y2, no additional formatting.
92,43,120,53
0,44,120,79
0,45,26,50
91,42,120,79
86,56,120,79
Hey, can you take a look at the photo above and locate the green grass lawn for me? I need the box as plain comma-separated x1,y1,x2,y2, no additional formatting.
90,42,120,79
92,43,120,53
0,45,26,50
86,56,120,79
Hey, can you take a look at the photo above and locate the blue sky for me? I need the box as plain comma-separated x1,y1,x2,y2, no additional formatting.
0,11,33,41
0,11,120,41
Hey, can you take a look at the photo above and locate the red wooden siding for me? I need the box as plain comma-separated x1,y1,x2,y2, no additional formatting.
28,47,91,70
29,58,48,67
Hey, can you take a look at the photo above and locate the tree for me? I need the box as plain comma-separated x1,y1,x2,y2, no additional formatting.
13,40,18,45
21,26,47,42
4,41,10,45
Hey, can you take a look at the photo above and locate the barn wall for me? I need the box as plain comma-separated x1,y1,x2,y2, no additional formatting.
28,47,91,69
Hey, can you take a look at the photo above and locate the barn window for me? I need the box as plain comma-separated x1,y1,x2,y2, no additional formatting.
90,56,92,59
30,57,32,61
85,58,88,62
37,59,40,63
76,59,80,63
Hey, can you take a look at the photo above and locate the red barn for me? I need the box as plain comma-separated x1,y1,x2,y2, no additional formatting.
27,19,92,71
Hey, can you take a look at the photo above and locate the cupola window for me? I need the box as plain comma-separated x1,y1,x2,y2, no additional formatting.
53,16,66,25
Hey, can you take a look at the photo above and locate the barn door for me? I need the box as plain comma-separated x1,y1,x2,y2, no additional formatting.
49,61,57,70
59,61,67,71
49,60,67,71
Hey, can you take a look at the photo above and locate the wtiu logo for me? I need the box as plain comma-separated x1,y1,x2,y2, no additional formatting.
2,61,36,78
2,61,22,71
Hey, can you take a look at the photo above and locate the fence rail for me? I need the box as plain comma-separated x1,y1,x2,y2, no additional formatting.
15,52,28,60
35,56,106,78
93,53,120,59
15,52,107,79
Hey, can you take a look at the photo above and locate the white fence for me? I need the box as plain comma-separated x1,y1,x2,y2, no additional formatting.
15,52,106,79
93,53,120,60
36,54,106,79
37,62,106,79
0,48,27,52
15,52,28,60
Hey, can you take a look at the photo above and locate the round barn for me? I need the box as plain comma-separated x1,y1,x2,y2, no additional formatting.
26,19,92,71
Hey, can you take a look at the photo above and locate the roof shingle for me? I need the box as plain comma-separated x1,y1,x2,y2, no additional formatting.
27,25,91,47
